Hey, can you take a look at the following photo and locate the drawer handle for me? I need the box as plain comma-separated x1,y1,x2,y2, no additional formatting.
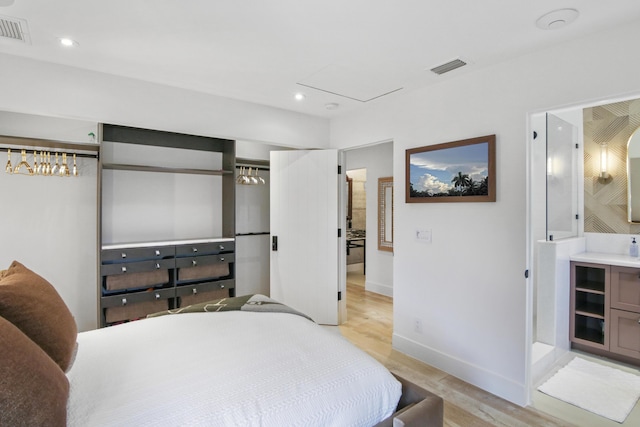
155,293,160,300
192,260,197,266
121,266,127,273
122,297,127,306
219,257,225,262
192,248,198,253
219,245,225,251
121,252,127,259
221,284,225,289
155,250,160,256
192,288,197,295
155,263,161,269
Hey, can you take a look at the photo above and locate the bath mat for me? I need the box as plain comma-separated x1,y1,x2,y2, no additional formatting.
537,357,640,423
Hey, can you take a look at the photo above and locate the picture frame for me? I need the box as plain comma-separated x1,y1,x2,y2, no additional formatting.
406,134,496,203
378,177,393,252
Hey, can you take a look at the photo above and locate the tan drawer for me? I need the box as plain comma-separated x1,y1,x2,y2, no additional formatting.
104,269,169,291
101,258,174,276
178,288,230,308
610,308,640,359
611,266,640,313
102,246,175,262
176,254,233,282
176,279,234,303
177,263,229,282
102,288,174,323
175,241,234,256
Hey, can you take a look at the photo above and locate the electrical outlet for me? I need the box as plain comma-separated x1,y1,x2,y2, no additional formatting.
414,319,423,334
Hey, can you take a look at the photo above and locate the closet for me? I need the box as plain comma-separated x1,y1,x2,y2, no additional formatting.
234,158,270,297
98,124,235,327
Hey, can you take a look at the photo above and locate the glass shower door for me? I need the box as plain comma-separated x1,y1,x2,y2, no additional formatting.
546,113,579,241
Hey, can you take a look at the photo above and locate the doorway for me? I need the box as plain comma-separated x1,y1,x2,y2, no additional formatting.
528,95,640,377
343,141,394,313
346,168,367,278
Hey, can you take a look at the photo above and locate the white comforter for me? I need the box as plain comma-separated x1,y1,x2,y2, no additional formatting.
66,311,401,426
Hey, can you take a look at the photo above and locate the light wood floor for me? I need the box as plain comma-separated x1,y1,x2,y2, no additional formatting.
339,271,575,427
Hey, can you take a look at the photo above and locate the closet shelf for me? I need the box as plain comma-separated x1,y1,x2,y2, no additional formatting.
102,163,233,176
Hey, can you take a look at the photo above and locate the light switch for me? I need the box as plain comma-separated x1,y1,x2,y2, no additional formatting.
416,229,432,243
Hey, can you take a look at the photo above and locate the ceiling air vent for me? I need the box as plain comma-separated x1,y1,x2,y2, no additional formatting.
0,15,30,43
430,58,467,75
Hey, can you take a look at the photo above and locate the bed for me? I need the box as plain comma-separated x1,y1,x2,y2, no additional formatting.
0,261,443,426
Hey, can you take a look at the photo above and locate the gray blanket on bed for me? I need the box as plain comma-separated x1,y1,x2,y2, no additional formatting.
147,293,314,321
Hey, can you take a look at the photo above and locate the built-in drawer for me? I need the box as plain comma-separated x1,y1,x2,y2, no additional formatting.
175,241,234,257
611,266,640,313
175,253,234,269
101,258,175,277
102,288,174,323
179,289,229,307
102,246,175,263
103,269,170,292
176,279,233,307
610,308,640,359
176,253,233,283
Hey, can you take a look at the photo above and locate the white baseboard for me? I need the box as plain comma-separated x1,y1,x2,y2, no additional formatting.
393,333,528,406
365,280,393,297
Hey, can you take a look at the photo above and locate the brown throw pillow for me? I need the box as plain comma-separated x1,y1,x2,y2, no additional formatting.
0,316,69,427
0,261,77,371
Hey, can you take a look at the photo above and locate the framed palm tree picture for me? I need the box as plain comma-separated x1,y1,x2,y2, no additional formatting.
406,134,496,203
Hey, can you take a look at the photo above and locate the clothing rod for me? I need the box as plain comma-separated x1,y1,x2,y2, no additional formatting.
0,135,100,156
236,232,270,236
0,147,99,159
235,157,270,170
235,165,269,171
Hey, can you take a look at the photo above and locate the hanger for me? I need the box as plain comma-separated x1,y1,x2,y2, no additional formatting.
12,149,34,175
60,153,70,177
51,152,60,175
5,148,11,173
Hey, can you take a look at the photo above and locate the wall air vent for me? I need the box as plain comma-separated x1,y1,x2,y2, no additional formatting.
430,58,467,75
0,15,30,44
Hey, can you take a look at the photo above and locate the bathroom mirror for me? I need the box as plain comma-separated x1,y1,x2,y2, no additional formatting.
378,177,393,252
628,127,640,223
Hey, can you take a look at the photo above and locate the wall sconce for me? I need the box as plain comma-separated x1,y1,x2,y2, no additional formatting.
598,143,613,183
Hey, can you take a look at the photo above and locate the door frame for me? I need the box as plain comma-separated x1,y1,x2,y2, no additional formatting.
524,90,640,404
340,139,395,315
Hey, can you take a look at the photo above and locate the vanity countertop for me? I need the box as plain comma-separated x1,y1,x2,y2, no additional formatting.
570,252,640,268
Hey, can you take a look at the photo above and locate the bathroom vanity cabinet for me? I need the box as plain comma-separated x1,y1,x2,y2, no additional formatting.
570,257,640,364
610,265,640,359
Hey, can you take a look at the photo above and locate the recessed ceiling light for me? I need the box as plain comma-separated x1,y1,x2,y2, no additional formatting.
58,37,78,47
294,92,305,101
536,8,579,30
325,102,339,110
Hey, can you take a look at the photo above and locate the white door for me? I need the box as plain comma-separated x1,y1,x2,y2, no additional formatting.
270,149,342,325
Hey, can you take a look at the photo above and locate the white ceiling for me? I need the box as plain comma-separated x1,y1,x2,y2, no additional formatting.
1,1,640,119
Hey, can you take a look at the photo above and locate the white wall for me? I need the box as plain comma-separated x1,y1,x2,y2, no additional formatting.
0,53,330,150
330,19,640,405
346,142,394,296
